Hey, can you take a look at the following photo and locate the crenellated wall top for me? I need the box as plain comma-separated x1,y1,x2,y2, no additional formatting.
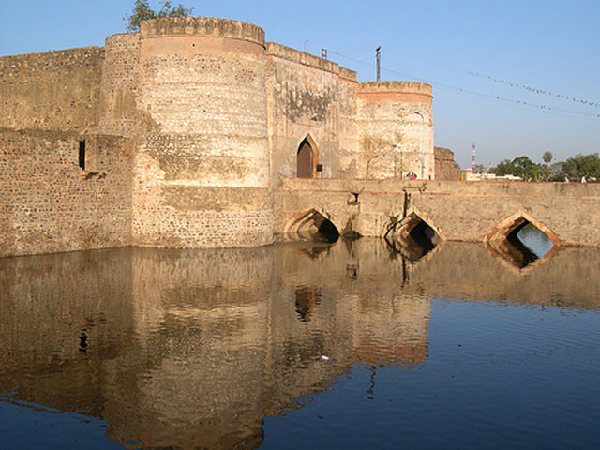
357,81,432,95
265,42,357,81
357,81,432,104
140,17,265,46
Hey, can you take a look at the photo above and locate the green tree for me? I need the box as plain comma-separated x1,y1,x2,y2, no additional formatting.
490,156,549,181
125,0,194,32
489,158,513,176
542,151,553,164
562,153,600,181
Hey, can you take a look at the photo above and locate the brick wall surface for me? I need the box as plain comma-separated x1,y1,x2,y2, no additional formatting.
0,128,133,257
131,26,273,248
0,48,104,132
434,146,460,180
98,33,142,137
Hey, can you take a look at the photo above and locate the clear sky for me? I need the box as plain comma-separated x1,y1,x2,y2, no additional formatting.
1,0,598,169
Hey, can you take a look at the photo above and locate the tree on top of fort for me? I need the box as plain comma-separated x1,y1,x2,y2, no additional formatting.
125,0,194,32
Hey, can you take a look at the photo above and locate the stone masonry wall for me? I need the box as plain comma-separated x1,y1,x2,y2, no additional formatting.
97,33,143,138
265,42,358,181
0,128,133,257
131,18,273,248
275,178,600,247
356,82,434,180
0,47,104,132
434,146,460,180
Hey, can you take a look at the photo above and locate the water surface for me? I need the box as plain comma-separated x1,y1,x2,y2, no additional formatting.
1,239,599,449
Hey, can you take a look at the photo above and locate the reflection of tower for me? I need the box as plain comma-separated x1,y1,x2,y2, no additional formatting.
294,287,322,322
126,247,273,449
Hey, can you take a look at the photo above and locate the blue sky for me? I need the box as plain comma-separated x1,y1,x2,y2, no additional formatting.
1,0,598,169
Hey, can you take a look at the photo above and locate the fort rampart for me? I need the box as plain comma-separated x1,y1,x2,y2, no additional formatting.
0,128,133,256
5,17,592,257
0,16,437,257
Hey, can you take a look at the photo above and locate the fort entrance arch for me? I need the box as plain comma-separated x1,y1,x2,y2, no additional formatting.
297,136,319,178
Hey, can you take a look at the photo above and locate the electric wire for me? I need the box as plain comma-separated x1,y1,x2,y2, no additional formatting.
328,49,600,121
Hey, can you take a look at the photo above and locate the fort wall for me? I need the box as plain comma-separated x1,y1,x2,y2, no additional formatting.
434,146,460,180
0,128,133,257
265,42,358,180
0,47,104,132
0,16,442,257
276,178,600,247
98,33,142,137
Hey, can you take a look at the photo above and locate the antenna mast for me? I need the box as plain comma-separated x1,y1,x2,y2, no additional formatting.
376,46,381,81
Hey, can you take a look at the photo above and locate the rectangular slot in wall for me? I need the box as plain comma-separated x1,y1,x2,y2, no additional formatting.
78,140,85,170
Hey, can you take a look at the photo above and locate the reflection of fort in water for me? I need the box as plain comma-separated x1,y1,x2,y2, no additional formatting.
1,240,599,449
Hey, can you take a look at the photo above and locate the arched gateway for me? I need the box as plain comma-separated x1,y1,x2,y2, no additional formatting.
297,136,318,178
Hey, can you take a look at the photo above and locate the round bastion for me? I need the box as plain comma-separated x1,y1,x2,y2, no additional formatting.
130,17,273,248
356,81,434,179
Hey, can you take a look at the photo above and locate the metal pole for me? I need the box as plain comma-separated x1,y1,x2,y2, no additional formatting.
376,46,381,81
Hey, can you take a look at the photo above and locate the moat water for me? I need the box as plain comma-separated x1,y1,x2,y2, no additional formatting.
1,231,600,449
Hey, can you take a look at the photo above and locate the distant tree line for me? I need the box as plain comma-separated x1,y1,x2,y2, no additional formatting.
489,152,600,182
125,0,194,32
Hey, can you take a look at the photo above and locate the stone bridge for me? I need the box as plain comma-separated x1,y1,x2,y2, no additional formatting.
274,178,600,258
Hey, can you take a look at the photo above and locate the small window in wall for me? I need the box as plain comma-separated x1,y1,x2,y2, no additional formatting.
78,140,86,170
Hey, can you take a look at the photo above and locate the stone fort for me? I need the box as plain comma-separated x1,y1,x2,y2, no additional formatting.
4,16,598,260
0,17,443,257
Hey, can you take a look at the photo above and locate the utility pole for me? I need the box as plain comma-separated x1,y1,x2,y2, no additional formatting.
376,46,381,81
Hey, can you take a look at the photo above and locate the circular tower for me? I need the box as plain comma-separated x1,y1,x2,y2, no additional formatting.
356,82,434,180
132,17,272,247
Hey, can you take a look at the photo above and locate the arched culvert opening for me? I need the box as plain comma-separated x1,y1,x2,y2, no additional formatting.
318,217,340,243
486,215,558,269
386,213,443,262
285,208,340,244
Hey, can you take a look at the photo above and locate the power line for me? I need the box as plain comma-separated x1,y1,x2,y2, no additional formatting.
329,49,600,120
338,46,600,110
466,71,600,109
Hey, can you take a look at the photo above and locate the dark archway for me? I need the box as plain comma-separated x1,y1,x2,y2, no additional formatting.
385,212,443,262
297,138,314,178
285,208,340,243
486,215,557,270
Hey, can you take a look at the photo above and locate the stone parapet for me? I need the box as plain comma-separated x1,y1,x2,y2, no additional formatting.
141,17,265,47
357,81,432,105
266,42,357,80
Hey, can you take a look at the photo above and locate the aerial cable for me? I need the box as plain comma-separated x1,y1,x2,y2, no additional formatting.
328,49,600,120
